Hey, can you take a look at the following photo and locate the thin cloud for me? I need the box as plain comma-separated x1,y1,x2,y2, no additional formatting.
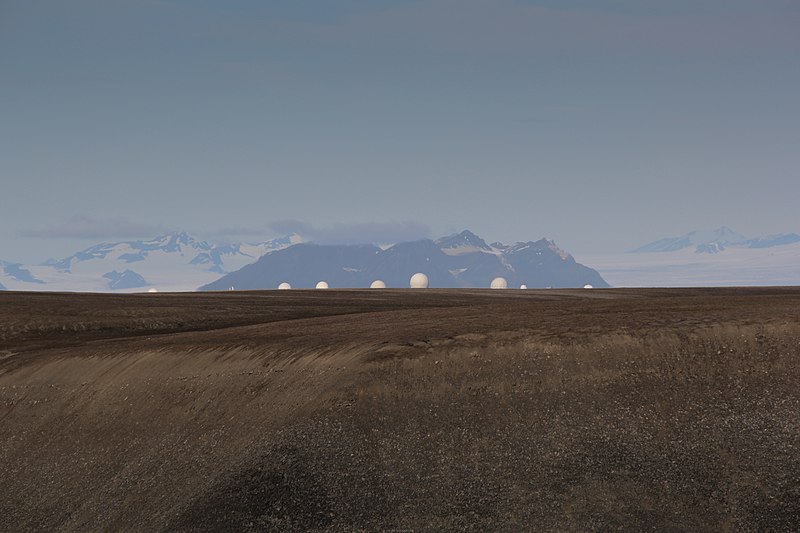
214,226,269,237
268,220,432,245
20,216,161,240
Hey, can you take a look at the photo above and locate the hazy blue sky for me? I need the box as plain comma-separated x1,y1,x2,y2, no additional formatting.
2,0,799,262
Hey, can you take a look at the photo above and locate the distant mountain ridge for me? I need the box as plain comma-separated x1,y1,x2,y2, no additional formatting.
200,230,609,290
1,230,610,292
0,232,301,292
41,231,296,274
631,227,800,254
436,230,494,255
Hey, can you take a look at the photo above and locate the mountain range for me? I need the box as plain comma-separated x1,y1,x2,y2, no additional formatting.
631,227,800,254
200,230,609,290
0,232,300,292
7,225,793,292
579,226,800,288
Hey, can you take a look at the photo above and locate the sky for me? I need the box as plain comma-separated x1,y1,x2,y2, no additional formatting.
2,0,799,263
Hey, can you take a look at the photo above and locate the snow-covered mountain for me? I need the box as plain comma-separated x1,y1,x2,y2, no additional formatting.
745,233,800,249
631,227,800,254
0,232,301,292
435,229,494,255
580,227,800,287
200,230,609,290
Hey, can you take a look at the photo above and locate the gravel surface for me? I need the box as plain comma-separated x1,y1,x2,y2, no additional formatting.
1,288,799,531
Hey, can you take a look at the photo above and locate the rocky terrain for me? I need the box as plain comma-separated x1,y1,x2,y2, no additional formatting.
1,288,799,531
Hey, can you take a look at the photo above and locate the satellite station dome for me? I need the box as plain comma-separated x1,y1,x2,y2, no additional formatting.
583,284,594,289
315,281,329,289
519,284,528,290
278,282,292,290
370,280,387,289
490,277,508,289
409,272,429,288
147,288,158,293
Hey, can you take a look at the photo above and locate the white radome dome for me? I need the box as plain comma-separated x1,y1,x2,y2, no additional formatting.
147,288,158,293
490,277,508,289
583,284,594,289
519,284,528,290
315,281,329,289
278,282,292,290
409,272,429,288
370,280,387,289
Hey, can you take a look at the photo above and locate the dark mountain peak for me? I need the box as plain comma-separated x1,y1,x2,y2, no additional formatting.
504,239,570,260
201,233,608,290
436,230,493,255
145,231,211,252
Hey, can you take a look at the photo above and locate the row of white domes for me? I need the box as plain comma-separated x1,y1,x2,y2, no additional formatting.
278,279,393,290
275,274,593,290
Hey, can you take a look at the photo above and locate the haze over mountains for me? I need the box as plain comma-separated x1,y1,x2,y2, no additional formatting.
630,227,800,254
2,226,797,292
0,232,300,292
201,230,608,290
582,227,800,288
0,230,608,292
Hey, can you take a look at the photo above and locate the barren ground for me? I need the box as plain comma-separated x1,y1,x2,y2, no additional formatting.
1,288,799,532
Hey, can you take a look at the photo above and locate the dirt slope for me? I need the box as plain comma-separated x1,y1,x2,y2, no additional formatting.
1,288,799,531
